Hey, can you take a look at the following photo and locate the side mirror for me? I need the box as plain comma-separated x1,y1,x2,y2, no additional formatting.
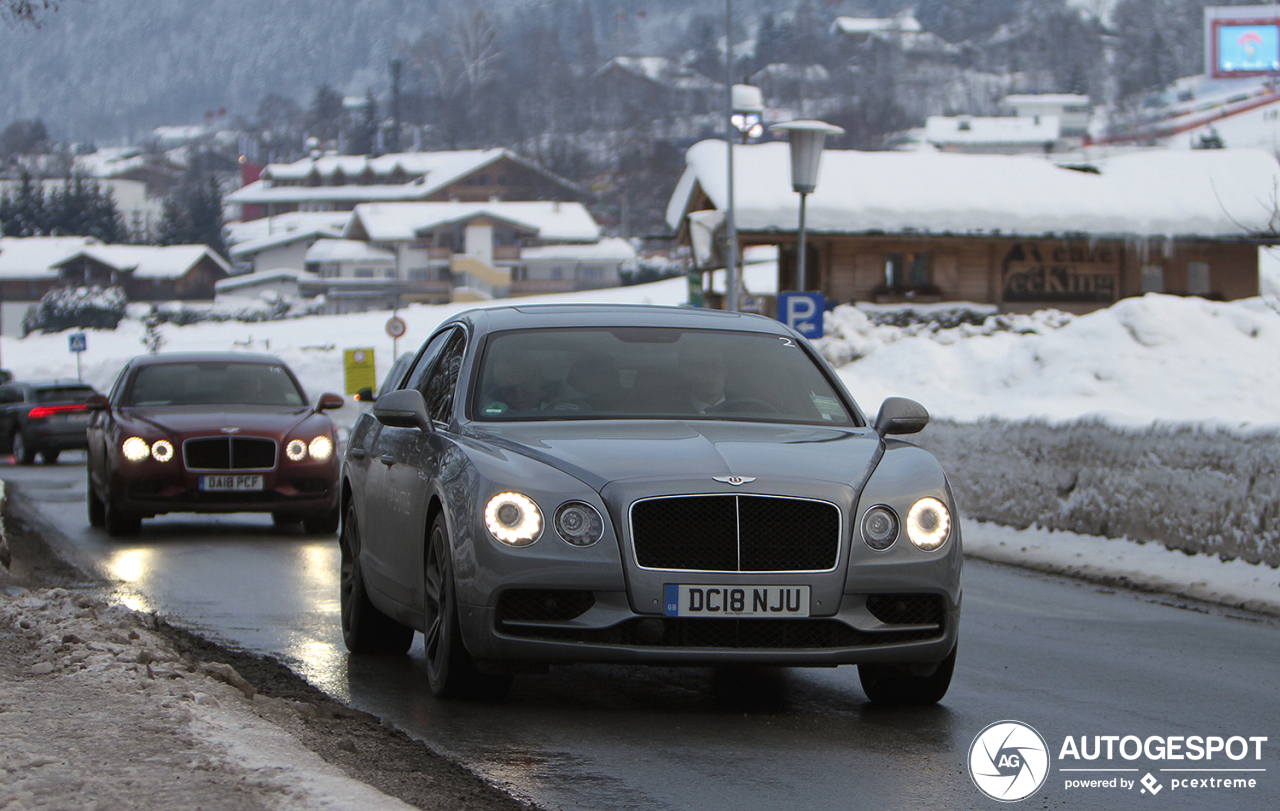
316,392,345,411
354,386,374,403
372,389,431,431
873,396,929,436
85,394,110,412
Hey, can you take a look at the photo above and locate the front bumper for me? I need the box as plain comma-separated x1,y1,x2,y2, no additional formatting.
110,461,337,516
462,588,960,666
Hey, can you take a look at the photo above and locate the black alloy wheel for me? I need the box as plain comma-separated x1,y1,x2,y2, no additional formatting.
858,643,957,705
11,432,35,465
423,514,512,700
87,469,105,529
339,501,413,654
103,482,141,538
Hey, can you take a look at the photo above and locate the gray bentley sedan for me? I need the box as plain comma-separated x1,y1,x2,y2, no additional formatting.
339,303,961,704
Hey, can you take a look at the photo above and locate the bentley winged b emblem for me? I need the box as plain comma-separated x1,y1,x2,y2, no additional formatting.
712,475,756,486
220,427,241,434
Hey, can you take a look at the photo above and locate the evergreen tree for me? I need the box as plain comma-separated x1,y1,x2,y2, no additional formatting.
350,90,379,155
0,171,48,236
157,174,226,258
305,84,346,144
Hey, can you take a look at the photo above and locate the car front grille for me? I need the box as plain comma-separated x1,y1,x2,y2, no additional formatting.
183,437,276,470
630,495,840,572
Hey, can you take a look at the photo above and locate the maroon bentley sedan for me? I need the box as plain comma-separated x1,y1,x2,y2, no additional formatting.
86,352,344,537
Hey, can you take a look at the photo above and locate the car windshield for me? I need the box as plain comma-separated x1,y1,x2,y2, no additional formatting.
34,386,97,404
124,362,306,407
473,327,855,424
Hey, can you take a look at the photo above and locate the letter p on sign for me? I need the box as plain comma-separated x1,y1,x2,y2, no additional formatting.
778,292,824,338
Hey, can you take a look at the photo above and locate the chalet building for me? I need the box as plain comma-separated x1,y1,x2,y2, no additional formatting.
667,140,1280,314
228,221,346,275
53,245,230,302
0,236,99,336
591,57,723,138
226,149,586,221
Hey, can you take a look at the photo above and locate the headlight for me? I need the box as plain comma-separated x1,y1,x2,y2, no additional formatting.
150,440,174,462
554,501,604,547
285,439,307,461
861,506,899,550
308,435,333,461
122,436,150,462
484,492,542,546
907,497,951,551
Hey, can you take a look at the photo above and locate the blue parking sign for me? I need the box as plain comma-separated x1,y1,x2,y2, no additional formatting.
69,332,87,353
778,292,824,338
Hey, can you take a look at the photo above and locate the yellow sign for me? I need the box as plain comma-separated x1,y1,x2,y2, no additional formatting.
343,348,377,395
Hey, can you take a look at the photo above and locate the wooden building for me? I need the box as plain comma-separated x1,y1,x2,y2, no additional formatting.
667,141,1279,313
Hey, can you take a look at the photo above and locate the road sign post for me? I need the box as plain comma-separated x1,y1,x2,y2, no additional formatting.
69,332,87,381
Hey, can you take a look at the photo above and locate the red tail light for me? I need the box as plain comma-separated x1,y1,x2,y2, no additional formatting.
27,404,89,419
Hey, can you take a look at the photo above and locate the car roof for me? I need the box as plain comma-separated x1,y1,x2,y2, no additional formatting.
126,351,289,367
454,303,794,335
2,379,95,389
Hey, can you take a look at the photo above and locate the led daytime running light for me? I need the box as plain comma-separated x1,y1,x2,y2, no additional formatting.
122,436,150,462
907,497,951,551
484,492,542,546
150,439,174,462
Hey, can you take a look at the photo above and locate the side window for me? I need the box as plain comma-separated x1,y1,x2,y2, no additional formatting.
424,331,467,425
0,386,19,405
403,329,455,393
108,366,130,404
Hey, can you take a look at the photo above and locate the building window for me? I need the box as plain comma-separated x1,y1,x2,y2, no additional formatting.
550,267,563,280
885,252,930,289
1141,265,1164,294
355,267,375,278
580,265,603,281
1187,262,1210,296
408,268,430,282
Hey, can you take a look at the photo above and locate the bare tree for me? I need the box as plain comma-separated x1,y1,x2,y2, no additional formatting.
3,1,58,26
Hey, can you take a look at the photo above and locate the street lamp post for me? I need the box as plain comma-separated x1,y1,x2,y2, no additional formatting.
771,120,844,292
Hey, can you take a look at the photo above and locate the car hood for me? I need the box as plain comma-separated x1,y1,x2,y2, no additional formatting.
468,420,882,492
119,406,319,437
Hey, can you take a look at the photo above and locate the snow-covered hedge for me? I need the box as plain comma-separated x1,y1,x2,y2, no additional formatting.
917,419,1280,568
23,285,128,335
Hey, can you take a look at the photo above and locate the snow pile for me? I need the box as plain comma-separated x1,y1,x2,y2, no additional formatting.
0,586,416,811
831,293,1280,428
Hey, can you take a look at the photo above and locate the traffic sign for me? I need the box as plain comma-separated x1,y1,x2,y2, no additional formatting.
69,332,87,353
385,316,406,339
778,292,825,338
343,348,377,396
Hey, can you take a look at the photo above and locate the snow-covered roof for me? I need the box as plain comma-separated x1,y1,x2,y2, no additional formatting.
55,245,231,279
0,236,100,280
228,224,346,258
304,239,396,264
348,201,601,243
520,237,637,263
598,56,671,83
925,115,1060,145
667,139,1280,239
225,212,353,247
831,15,922,35
1003,94,1092,107
229,149,582,207
214,267,313,292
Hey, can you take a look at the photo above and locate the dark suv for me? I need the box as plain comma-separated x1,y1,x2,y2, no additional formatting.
0,380,101,464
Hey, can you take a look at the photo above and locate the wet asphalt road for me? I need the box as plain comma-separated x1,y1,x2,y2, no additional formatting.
5,459,1279,810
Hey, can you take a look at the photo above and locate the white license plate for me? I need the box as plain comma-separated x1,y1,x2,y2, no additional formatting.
664,585,811,617
64,413,91,424
199,475,264,491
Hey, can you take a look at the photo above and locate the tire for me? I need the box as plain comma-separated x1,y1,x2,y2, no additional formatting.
11,432,35,465
40,449,60,464
302,504,340,535
339,501,414,655
423,513,512,700
103,484,141,538
87,469,106,529
858,644,956,705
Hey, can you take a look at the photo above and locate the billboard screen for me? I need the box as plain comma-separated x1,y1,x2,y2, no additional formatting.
1216,23,1280,73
